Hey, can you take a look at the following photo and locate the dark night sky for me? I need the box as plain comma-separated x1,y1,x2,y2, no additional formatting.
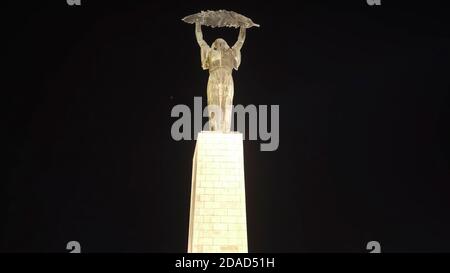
2,0,450,252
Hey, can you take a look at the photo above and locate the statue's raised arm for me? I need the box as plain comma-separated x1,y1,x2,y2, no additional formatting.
232,27,246,51
195,22,209,48
195,22,210,70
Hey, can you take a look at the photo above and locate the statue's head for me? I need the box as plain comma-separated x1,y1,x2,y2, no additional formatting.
212,38,230,50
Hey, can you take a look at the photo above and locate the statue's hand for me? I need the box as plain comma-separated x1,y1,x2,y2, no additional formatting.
195,19,203,27
195,21,202,31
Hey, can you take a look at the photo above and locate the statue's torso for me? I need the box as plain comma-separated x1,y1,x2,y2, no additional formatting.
207,49,235,72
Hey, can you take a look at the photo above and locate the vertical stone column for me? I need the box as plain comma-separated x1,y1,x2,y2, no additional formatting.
188,131,248,253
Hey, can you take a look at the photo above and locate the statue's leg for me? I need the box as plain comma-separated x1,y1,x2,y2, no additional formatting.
218,83,225,132
223,79,234,133
207,77,219,131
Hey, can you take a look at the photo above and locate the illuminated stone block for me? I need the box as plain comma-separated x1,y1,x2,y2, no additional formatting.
188,131,248,253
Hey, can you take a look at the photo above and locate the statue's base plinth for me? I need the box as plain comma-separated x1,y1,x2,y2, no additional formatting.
188,131,248,253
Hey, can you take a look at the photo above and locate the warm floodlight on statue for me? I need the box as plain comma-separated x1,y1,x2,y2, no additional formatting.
182,10,259,132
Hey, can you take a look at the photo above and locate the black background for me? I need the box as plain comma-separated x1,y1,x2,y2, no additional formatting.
3,0,450,252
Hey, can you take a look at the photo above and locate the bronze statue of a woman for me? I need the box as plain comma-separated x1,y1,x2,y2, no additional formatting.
183,10,259,132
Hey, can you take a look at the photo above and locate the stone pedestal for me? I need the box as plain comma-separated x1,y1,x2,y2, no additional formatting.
188,131,248,253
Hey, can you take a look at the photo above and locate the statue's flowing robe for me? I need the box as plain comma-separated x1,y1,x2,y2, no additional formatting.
200,43,241,131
